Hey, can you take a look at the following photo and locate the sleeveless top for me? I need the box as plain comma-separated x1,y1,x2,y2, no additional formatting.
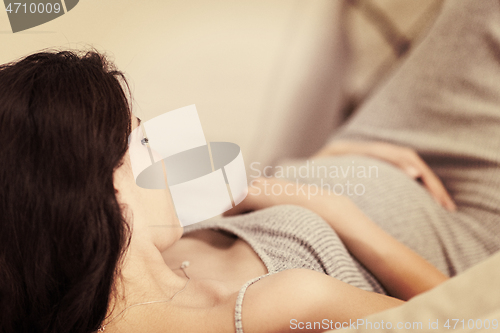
183,205,386,333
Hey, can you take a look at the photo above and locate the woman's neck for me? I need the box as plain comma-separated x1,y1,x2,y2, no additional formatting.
103,233,189,331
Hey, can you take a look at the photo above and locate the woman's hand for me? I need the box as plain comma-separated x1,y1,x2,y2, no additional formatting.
314,140,456,211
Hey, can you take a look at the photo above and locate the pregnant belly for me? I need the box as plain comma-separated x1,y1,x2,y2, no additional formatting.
279,155,437,217
279,155,447,257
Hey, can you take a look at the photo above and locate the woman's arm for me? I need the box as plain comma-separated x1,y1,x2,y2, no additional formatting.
225,178,449,300
241,268,405,333
306,191,449,300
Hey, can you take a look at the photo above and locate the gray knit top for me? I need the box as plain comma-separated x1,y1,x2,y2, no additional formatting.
184,205,385,333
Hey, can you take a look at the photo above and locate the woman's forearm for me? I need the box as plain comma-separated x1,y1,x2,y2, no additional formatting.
226,177,449,300
307,195,449,300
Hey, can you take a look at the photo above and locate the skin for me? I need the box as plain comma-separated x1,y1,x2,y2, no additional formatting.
105,117,448,332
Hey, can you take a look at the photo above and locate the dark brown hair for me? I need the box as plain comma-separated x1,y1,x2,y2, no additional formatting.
0,50,132,332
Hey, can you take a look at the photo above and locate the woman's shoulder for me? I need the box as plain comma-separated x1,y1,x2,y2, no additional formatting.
236,268,404,333
235,269,340,333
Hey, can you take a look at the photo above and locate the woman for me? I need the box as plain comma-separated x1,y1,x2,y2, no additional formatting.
0,51,447,333
5,1,500,329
